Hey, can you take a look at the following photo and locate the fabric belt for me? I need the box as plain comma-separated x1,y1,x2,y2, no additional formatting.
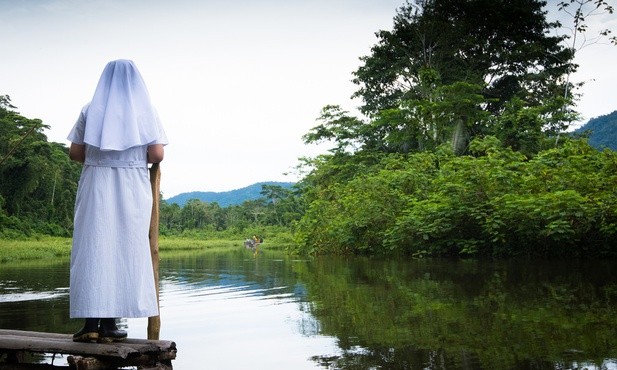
84,159,147,168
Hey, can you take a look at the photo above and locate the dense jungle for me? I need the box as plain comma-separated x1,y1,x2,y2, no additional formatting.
1,0,616,259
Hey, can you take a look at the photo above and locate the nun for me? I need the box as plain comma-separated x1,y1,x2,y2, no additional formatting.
67,59,168,343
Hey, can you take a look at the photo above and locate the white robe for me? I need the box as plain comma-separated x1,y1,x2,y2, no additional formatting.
68,118,160,318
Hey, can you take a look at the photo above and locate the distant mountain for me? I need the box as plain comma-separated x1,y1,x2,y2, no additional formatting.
574,110,617,151
164,181,296,207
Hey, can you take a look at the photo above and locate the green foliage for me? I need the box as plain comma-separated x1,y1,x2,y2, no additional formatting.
159,184,305,236
293,1,612,257
302,105,366,153
0,237,72,263
294,150,439,255
353,0,574,116
305,1,579,159
0,96,81,238
494,96,578,155
294,137,617,257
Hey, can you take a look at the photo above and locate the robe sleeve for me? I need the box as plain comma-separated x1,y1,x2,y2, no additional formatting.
67,105,88,144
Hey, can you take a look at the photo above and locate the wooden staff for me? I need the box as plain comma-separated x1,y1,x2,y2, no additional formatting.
148,163,161,340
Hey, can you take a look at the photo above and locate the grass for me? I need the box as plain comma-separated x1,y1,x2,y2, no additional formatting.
0,229,296,264
159,237,241,250
0,236,72,263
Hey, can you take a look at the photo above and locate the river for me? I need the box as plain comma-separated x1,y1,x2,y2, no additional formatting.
1,246,616,369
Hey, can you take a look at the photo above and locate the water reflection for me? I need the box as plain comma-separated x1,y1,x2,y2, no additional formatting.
298,258,617,369
0,249,616,369
0,288,68,303
126,251,340,369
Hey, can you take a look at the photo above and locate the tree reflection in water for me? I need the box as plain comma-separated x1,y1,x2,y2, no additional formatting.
297,257,617,370
0,251,615,369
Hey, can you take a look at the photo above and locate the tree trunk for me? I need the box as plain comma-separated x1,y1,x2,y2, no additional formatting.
452,118,468,155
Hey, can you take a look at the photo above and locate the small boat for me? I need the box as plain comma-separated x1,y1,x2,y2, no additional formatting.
243,238,262,251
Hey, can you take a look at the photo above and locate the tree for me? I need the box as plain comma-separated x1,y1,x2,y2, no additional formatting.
0,96,81,236
159,200,182,233
557,0,616,94
342,0,577,153
355,0,574,112
303,105,366,154
260,184,292,226
553,0,616,144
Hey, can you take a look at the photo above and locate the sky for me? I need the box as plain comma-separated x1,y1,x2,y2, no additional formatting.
1,0,616,198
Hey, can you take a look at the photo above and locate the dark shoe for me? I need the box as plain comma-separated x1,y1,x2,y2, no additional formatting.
73,318,99,342
98,318,127,343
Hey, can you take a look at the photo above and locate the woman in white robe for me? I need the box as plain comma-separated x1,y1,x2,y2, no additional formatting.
67,59,168,343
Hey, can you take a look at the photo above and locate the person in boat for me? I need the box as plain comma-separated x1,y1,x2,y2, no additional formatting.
67,59,168,343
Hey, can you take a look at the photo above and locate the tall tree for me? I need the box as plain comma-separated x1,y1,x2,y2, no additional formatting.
0,96,81,236
355,0,574,113
343,0,577,152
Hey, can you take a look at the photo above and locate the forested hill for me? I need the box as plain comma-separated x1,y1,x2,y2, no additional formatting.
574,110,617,150
165,181,295,207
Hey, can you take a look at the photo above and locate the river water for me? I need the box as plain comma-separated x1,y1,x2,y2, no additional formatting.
0,246,616,369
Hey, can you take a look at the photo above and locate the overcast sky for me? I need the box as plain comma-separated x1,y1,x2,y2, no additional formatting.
2,0,616,198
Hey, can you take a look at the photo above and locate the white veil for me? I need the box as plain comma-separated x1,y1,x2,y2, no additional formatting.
81,59,167,151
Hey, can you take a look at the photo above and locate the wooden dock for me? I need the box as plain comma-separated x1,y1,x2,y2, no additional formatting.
0,329,176,369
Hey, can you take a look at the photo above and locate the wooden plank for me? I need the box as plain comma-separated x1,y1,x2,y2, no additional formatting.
0,330,176,362
67,355,173,370
0,335,136,359
0,330,174,350
66,356,115,370
0,364,70,369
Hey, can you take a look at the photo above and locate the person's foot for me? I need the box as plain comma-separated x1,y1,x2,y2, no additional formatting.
73,318,100,342
98,318,127,343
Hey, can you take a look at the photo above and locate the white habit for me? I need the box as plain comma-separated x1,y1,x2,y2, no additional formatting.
67,59,167,318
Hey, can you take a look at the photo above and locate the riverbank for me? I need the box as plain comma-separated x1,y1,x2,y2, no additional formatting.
0,231,294,263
